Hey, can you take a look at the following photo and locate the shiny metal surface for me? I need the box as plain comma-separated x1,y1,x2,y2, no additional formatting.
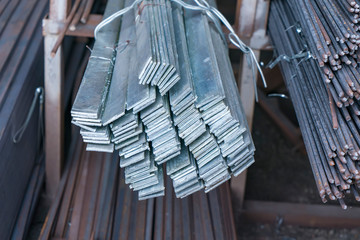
70,0,255,199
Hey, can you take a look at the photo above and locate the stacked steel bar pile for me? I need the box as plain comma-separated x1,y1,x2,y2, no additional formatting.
0,0,48,238
268,0,360,208
71,0,255,199
169,6,207,146
136,0,180,95
140,93,180,164
40,135,237,240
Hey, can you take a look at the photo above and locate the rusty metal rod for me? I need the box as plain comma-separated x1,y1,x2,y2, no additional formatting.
81,0,95,24
269,0,360,207
50,0,82,57
69,0,87,31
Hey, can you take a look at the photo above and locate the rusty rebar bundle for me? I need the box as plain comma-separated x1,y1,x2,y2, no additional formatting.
269,0,360,208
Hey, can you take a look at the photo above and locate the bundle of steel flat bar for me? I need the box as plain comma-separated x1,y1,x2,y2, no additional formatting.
39,135,237,240
135,0,180,95
184,4,255,182
140,93,180,164
0,0,48,238
268,0,360,208
71,0,255,199
169,6,207,146
166,141,204,198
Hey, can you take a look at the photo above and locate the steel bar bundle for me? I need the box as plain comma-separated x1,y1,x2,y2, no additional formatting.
268,0,360,208
135,0,180,95
71,0,255,199
39,135,237,240
0,0,47,238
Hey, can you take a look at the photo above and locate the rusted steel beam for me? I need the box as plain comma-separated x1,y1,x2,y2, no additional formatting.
39,133,82,240
41,137,237,239
44,0,70,201
234,0,271,48
231,50,260,209
43,14,102,38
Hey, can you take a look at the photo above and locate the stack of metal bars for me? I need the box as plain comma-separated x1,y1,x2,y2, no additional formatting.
168,3,235,191
115,117,147,166
268,0,360,208
72,0,156,153
125,4,156,114
184,6,255,189
125,34,156,114
111,2,153,167
71,0,125,152
71,0,256,199
169,6,207,146
114,0,165,200
140,92,181,164
189,131,230,192
85,4,139,153
166,141,204,198
135,0,180,95
125,151,165,200
208,15,255,176
81,126,113,152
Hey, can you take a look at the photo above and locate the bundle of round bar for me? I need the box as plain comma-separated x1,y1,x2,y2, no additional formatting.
269,0,360,209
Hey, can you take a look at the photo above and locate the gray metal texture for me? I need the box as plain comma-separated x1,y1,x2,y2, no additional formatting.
39,139,238,239
0,0,47,237
71,0,124,123
184,6,225,109
71,0,255,199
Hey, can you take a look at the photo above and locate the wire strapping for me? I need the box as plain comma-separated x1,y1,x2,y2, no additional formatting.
94,0,268,101
13,87,44,143
267,21,313,69
267,50,313,69
89,56,115,66
94,0,142,40
267,93,289,99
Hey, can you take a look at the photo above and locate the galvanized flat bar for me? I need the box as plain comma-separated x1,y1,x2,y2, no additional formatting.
184,8,225,108
101,7,135,126
71,0,123,121
138,167,165,198
126,38,156,112
86,143,115,153
166,142,191,175
169,4,195,107
120,151,145,168
134,1,153,81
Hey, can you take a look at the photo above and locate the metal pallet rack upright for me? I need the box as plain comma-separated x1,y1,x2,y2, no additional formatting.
42,0,101,200
229,0,271,209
